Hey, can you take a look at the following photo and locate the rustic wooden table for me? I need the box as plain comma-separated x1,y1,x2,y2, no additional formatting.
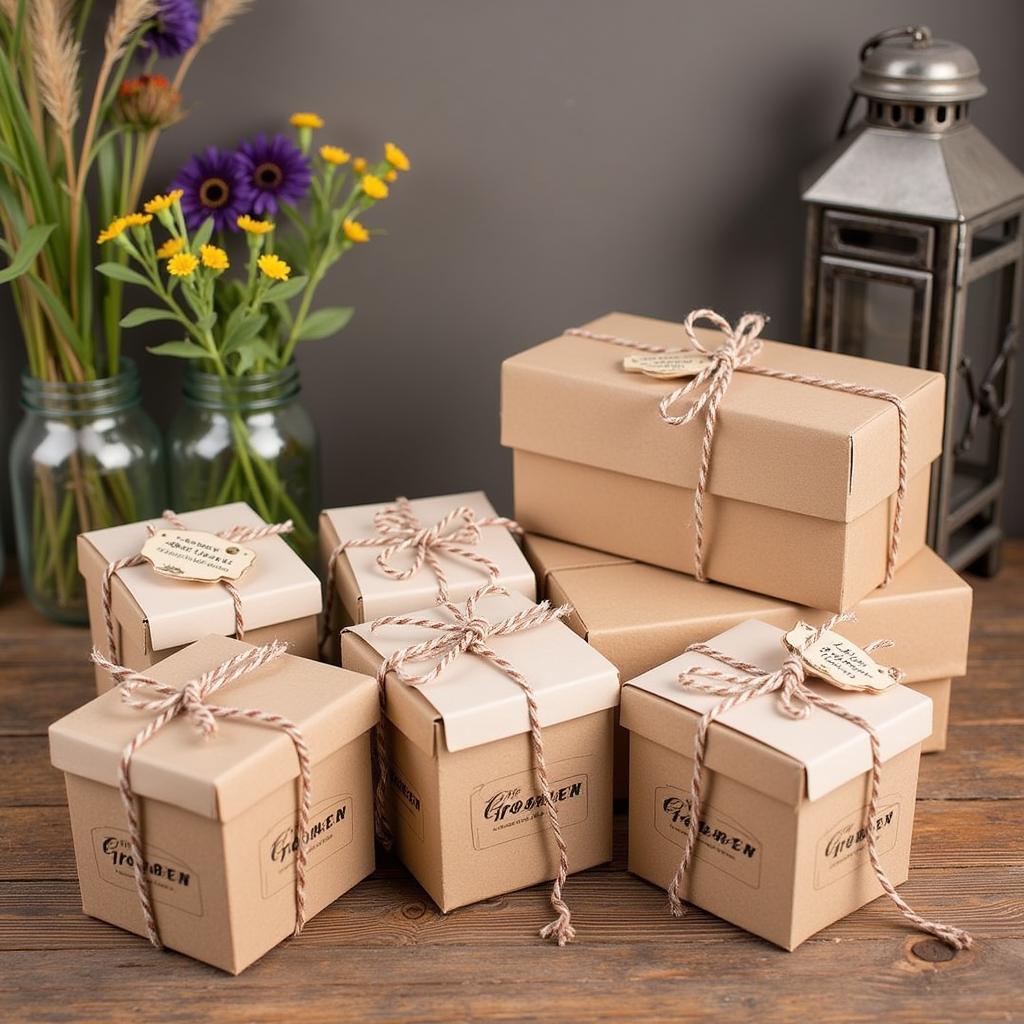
1,550,1021,1024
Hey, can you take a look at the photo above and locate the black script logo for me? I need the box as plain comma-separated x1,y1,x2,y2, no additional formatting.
259,793,354,898
814,799,901,889
389,767,424,839
653,786,762,889
91,828,203,915
470,760,591,851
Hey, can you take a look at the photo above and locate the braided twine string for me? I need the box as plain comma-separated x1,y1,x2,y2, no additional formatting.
320,496,522,650
566,309,908,585
369,583,577,946
100,510,294,664
667,613,972,950
90,641,313,949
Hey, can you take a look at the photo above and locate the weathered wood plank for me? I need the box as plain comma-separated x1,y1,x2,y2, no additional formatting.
0,938,1020,1024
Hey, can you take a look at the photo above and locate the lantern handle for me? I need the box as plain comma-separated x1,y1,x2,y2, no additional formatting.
836,25,934,139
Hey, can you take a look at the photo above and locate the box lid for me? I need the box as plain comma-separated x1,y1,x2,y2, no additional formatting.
78,503,323,652
502,312,945,523
621,619,932,804
538,538,971,685
49,635,379,822
322,492,536,619
343,591,620,755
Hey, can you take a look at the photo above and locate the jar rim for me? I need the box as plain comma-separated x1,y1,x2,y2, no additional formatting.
20,359,142,416
182,361,301,411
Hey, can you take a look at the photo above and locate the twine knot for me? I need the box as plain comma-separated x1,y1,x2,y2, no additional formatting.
666,614,973,951
369,583,579,946
90,640,315,949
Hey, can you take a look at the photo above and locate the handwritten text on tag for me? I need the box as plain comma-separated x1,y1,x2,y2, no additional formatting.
622,352,714,379
141,529,257,584
784,621,899,694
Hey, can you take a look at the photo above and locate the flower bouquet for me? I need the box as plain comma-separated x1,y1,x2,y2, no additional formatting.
0,0,250,621
104,117,409,556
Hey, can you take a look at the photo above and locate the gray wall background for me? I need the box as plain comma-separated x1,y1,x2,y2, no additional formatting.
3,0,1024,538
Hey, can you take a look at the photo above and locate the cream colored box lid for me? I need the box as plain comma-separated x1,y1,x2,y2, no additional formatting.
49,635,379,822
78,502,322,651
344,591,620,753
625,619,932,802
322,492,536,619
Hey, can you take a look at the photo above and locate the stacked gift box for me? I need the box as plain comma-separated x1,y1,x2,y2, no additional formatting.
50,307,975,970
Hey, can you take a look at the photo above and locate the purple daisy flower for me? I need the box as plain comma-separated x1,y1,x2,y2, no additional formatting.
171,146,255,232
235,133,312,216
143,0,200,58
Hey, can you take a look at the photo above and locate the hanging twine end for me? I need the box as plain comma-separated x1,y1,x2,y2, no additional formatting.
539,911,576,946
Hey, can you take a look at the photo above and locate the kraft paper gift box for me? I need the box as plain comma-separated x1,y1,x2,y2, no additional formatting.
340,590,619,916
502,311,946,611
622,619,933,950
526,533,972,754
49,634,379,974
79,502,322,694
319,492,536,654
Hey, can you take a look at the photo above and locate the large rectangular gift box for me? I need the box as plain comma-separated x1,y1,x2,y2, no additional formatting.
341,590,619,914
80,502,322,694
622,619,932,950
502,312,946,611
526,534,971,754
49,635,379,973
319,492,535,633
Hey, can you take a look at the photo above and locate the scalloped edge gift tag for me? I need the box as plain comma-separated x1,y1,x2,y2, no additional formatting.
783,621,900,694
140,529,257,584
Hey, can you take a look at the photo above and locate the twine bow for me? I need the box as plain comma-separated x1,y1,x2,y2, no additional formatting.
566,309,909,585
321,497,522,650
90,640,313,950
101,510,294,665
369,583,577,946
666,614,972,950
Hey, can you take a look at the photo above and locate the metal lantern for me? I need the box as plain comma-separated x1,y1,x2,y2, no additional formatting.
801,25,1024,575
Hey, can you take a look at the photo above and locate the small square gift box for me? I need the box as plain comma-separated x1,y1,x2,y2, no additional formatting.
341,585,620,943
622,617,973,951
526,534,972,754
79,503,322,694
319,493,536,656
49,634,379,974
503,309,946,610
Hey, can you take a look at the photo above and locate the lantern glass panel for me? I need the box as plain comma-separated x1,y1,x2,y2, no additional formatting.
834,275,917,365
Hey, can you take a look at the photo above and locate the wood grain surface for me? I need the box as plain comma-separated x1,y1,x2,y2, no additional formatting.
0,547,1021,1023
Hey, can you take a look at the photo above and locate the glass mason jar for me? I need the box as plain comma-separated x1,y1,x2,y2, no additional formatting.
9,360,166,624
168,364,320,560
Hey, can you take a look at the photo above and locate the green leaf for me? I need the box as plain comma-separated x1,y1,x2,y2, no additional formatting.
197,311,217,331
234,337,279,374
222,312,268,355
263,274,308,303
120,307,178,328
296,306,354,341
0,224,56,285
96,262,150,287
192,217,216,251
147,339,210,359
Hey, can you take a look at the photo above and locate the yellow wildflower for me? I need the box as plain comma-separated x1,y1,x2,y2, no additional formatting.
167,251,199,277
144,189,184,214
258,253,291,281
122,213,153,228
200,244,230,271
352,157,367,174
361,174,389,200
96,217,127,244
156,237,185,259
237,213,274,235
384,169,397,182
320,145,350,165
290,112,324,129
343,218,370,243
384,142,410,172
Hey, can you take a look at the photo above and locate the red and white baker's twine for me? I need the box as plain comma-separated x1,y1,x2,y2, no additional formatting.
668,613,972,950
100,510,294,663
320,497,522,650
90,641,313,950
566,309,909,585
369,583,577,946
